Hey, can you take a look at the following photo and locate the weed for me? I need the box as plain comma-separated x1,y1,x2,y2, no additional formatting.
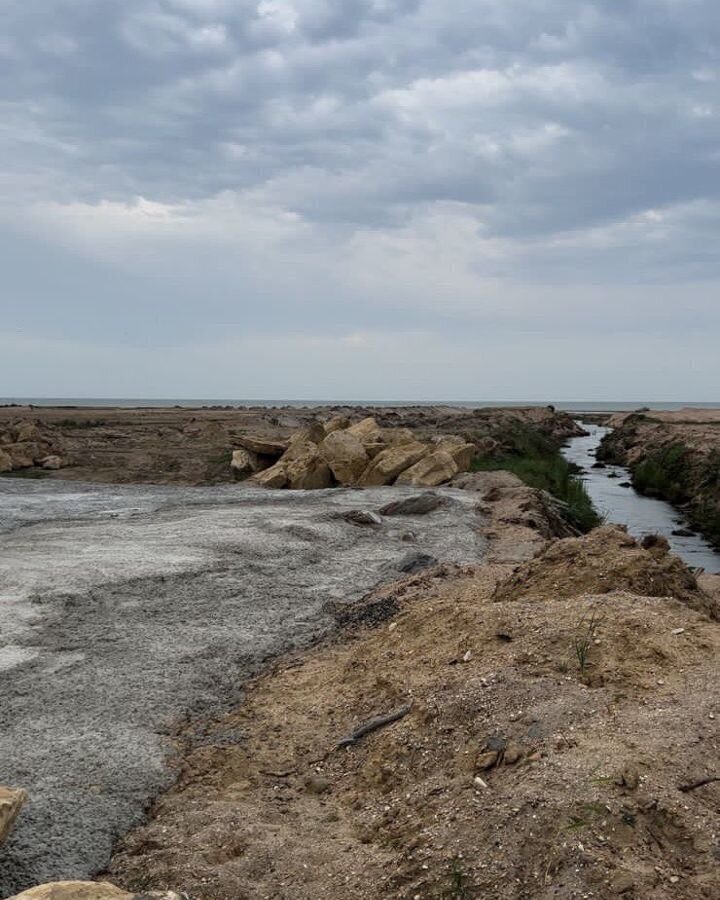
573,606,602,678
438,859,472,899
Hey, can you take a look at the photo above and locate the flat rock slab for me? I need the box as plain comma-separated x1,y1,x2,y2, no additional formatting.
0,479,484,896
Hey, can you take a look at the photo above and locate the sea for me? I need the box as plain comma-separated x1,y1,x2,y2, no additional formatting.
2,399,719,412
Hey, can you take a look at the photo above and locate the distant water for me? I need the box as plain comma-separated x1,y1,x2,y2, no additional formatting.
563,424,720,573
2,398,719,411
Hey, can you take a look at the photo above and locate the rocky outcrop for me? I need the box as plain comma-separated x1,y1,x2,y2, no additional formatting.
242,417,475,491
7,884,182,900
0,785,26,848
0,449,12,473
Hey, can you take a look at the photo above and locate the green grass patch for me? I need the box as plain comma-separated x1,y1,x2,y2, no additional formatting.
631,443,688,504
471,449,601,533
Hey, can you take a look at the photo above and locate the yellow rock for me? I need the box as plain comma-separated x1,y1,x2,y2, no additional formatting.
249,462,288,488
396,450,459,487
0,785,27,848
319,431,369,484
358,443,428,486
346,417,384,446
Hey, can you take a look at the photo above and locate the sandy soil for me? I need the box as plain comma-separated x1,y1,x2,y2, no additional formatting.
105,483,720,900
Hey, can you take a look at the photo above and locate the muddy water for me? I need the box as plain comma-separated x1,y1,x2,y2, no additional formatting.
562,423,720,574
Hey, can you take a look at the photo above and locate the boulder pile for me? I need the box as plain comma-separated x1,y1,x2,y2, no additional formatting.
231,417,476,489
0,421,65,474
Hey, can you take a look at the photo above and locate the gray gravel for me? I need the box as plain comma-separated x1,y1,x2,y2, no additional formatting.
0,479,485,897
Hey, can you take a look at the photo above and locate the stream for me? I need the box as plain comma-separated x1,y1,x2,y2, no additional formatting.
562,423,720,574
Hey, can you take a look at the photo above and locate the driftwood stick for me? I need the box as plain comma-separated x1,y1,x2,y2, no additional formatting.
678,775,720,793
337,703,413,748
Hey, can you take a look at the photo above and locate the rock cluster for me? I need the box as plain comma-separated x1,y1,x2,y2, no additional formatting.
231,417,476,489
0,421,65,474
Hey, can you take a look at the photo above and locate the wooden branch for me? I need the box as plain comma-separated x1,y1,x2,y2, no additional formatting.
337,703,413,748
678,775,720,793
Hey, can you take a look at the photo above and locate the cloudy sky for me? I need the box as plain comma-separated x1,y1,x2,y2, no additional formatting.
1,0,719,401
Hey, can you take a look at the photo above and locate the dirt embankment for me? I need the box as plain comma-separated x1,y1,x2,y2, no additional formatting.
104,478,720,900
0,405,582,486
599,410,720,549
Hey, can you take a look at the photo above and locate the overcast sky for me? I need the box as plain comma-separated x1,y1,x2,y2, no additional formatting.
1,0,719,400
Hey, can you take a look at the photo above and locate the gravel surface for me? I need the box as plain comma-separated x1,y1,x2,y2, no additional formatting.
0,479,484,897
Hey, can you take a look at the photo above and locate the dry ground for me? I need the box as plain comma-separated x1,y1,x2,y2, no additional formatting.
106,482,720,900
0,405,580,485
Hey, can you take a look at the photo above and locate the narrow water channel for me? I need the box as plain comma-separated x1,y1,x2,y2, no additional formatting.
562,423,720,574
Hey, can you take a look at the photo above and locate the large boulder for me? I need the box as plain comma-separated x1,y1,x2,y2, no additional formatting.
434,436,476,471
296,420,326,444
323,415,351,435
358,443,428,487
396,450,459,487
7,884,182,899
285,444,334,490
4,442,39,469
230,448,257,479
347,417,384,446
0,785,26,847
380,428,417,447
319,431,369,484
0,449,12,473
12,422,39,443
40,455,64,471
234,434,288,458
250,462,289,488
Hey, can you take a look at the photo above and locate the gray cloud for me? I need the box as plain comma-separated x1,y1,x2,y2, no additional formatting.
1,0,719,398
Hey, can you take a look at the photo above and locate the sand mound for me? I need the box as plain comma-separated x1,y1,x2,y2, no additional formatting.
493,525,717,618
108,556,720,900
